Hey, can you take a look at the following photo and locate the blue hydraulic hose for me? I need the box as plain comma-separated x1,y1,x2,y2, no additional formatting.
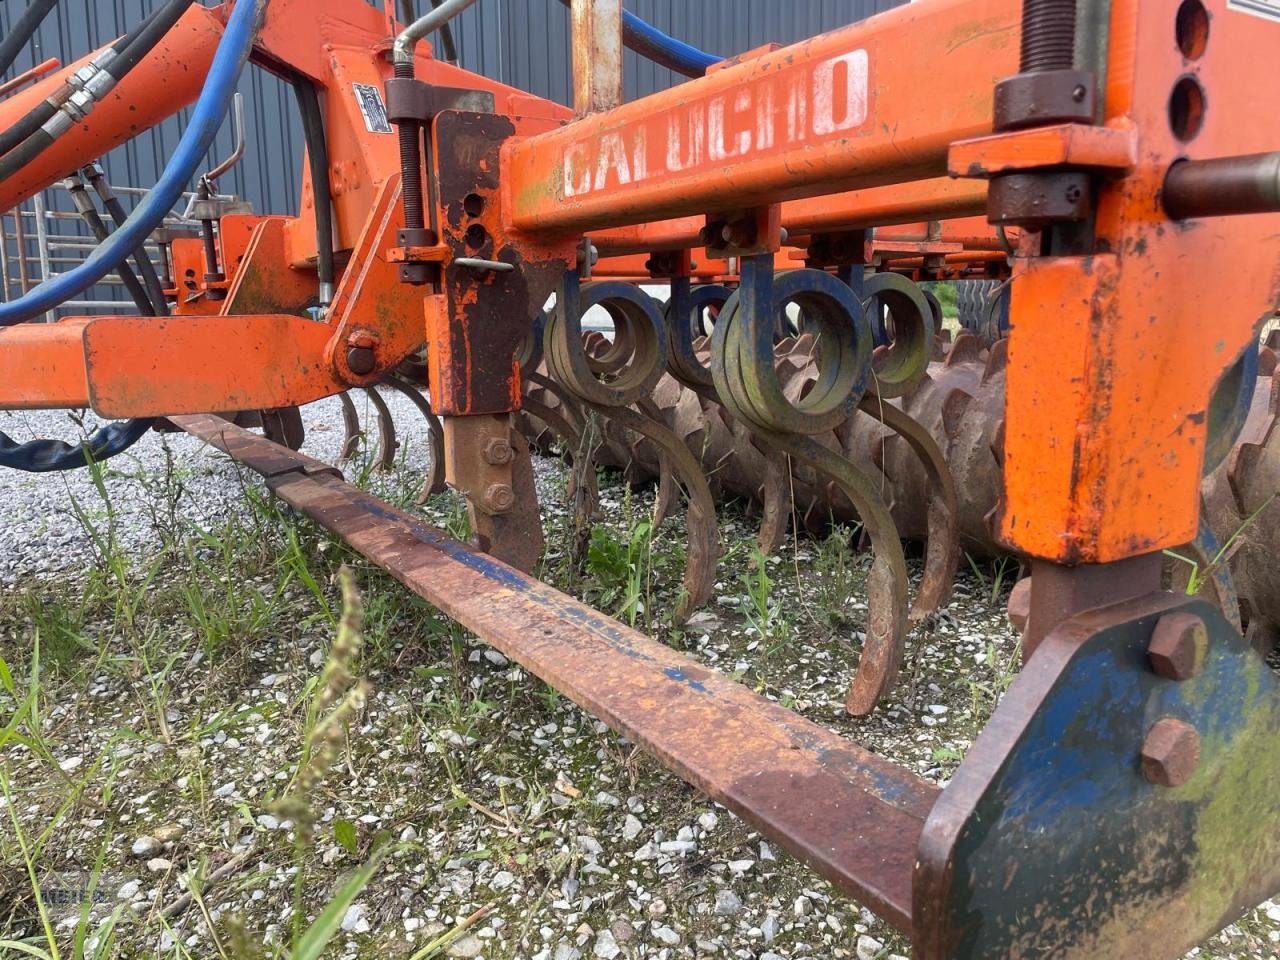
555,1,720,78
620,9,719,77
0,0,268,326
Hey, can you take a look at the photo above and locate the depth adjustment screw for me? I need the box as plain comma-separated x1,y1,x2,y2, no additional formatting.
1140,718,1200,787
483,483,515,512
1148,611,1208,681
483,437,513,466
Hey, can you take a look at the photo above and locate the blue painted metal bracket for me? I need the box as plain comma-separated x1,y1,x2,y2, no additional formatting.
914,592,1280,959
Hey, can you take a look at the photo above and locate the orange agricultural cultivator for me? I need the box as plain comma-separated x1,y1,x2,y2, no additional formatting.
1,0,1278,955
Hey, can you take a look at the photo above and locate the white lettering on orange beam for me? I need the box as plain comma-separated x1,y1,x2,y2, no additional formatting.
559,49,869,199
812,50,868,135
594,133,631,191
708,90,753,162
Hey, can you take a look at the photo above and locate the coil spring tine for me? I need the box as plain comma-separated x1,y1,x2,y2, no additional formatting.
527,369,597,509
753,448,793,555
547,275,721,622
260,405,305,450
769,431,910,715
666,280,791,554
639,396,680,528
379,375,447,500
710,261,909,712
337,391,363,463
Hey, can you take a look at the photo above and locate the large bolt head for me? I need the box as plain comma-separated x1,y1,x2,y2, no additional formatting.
1148,612,1208,681
346,346,377,376
1140,718,1200,787
483,437,513,466
483,483,515,513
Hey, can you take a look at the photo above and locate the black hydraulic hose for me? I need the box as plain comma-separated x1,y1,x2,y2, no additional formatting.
67,177,156,314
0,0,58,81
293,78,335,304
83,162,168,315
0,0,196,184
108,0,195,78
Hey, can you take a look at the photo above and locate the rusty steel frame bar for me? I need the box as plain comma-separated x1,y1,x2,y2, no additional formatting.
571,0,622,116
174,413,938,933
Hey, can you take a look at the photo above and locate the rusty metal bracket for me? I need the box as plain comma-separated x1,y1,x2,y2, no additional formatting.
384,77,496,122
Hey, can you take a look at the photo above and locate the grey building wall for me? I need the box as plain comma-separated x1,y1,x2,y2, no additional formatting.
0,0,901,308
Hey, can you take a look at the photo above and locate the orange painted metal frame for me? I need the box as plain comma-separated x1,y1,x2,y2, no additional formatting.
502,0,1021,234
2,0,1277,575
986,0,1280,562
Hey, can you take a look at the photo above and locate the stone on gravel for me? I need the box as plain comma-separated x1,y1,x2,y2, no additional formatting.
856,934,884,959
340,904,367,933
653,925,680,946
145,858,172,873
592,929,620,958
714,889,742,916
446,934,483,958
622,814,643,840
130,836,159,859
761,913,780,943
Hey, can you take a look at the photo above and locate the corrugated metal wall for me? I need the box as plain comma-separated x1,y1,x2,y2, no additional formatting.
0,0,902,308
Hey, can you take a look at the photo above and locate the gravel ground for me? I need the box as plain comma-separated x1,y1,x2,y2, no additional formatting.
0,396,1277,960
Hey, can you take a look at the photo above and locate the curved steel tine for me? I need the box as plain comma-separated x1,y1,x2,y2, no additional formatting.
639,397,680,528
362,386,398,471
857,396,960,619
260,405,305,450
753,438,792,555
765,431,910,716
590,401,721,624
522,393,599,535
337,391,362,463
380,375,447,500
527,370,596,506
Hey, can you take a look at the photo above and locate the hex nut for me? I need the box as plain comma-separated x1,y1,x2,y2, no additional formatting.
1148,611,1208,681
1140,718,1200,787
483,437,513,466
483,483,515,512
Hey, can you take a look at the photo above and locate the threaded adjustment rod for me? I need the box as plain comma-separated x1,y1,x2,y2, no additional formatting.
1019,0,1077,72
